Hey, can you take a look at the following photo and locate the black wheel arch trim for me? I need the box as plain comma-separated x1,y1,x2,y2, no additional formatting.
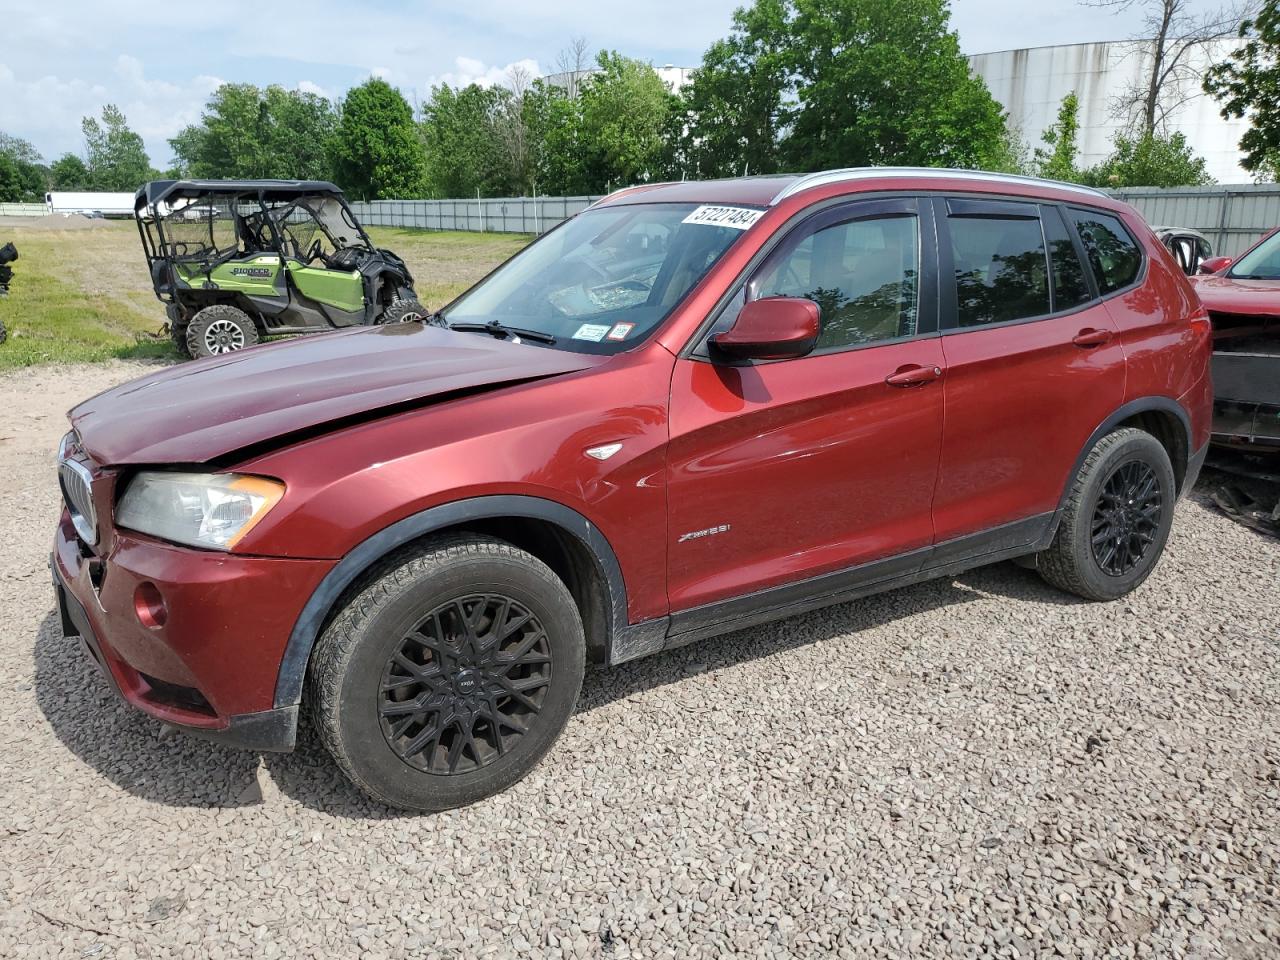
1053,396,1193,526
273,494,642,710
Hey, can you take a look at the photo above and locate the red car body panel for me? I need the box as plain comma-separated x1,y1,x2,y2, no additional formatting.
666,338,945,610
70,323,604,465
932,300,1127,542
55,513,332,722
1191,274,1280,316
236,347,675,621
52,170,1214,747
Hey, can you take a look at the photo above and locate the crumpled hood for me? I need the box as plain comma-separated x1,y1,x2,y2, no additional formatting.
1192,274,1280,317
70,323,602,465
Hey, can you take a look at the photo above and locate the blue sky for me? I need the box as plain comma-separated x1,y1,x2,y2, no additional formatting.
3,0,1154,167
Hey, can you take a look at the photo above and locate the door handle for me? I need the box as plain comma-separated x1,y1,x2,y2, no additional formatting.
1072,328,1113,348
885,364,943,387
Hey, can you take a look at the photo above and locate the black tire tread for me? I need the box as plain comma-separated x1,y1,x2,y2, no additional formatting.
306,533,579,810
1037,427,1168,600
186,303,259,358
380,297,426,324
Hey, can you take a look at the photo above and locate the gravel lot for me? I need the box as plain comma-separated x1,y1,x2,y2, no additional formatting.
2,361,1278,960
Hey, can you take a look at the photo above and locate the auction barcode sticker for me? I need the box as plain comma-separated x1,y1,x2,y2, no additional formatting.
681,205,765,230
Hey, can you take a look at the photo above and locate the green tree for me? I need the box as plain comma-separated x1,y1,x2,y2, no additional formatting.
1081,131,1213,186
0,153,41,202
0,132,43,167
1032,92,1082,181
331,79,428,199
578,51,676,190
420,83,514,197
524,79,589,195
169,83,337,180
82,105,152,191
1205,1,1280,180
674,0,790,177
49,153,91,190
675,0,1011,177
0,132,47,202
783,0,1008,171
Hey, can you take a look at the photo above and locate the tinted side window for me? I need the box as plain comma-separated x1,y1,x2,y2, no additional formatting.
1044,207,1093,309
1070,210,1141,293
948,216,1050,327
752,215,919,349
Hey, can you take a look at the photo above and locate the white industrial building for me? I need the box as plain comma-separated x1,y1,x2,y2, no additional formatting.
968,40,1252,184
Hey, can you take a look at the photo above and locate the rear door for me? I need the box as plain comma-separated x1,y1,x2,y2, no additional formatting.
666,197,946,614
931,197,1128,546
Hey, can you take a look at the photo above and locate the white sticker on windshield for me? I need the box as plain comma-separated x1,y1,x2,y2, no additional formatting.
681,205,765,230
572,323,611,342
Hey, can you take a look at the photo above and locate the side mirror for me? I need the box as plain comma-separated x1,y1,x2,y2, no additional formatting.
1198,255,1232,275
710,296,820,362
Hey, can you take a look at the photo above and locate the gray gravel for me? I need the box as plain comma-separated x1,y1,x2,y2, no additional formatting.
2,361,1278,959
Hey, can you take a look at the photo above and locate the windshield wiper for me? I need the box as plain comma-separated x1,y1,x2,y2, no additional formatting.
448,320,557,345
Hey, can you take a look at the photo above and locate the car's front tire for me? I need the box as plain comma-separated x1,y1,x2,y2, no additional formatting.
1037,427,1176,601
307,535,585,811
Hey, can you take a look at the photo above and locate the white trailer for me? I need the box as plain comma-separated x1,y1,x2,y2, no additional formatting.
44,191,137,218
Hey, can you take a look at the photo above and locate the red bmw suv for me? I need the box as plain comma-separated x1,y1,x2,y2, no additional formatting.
54,170,1212,810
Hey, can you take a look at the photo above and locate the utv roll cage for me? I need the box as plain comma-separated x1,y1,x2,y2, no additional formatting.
134,179,376,302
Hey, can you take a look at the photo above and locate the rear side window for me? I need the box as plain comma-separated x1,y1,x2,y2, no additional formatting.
948,216,1050,327
1070,210,1141,293
1044,208,1093,309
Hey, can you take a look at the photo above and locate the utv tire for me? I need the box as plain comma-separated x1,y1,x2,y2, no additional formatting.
380,297,428,324
308,535,585,811
169,320,191,359
1037,427,1176,601
186,304,259,359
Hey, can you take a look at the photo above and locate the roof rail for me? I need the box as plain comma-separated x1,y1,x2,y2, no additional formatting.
770,167,1109,205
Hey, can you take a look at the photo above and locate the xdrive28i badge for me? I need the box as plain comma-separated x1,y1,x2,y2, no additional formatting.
230,266,273,278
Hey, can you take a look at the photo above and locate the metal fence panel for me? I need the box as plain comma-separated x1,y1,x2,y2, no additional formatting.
351,197,604,235
1109,184,1280,257
350,187,1280,257
0,202,49,217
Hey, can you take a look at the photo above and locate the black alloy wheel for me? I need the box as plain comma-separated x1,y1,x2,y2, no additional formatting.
1090,460,1163,576
308,535,585,811
379,594,553,775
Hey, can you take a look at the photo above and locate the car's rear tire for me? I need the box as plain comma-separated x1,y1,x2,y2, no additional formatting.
1037,427,1176,601
307,535,585,811
186,304,259,359
380,297,427,324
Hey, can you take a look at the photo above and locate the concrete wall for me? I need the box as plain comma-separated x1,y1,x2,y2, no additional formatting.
969,40,1252,183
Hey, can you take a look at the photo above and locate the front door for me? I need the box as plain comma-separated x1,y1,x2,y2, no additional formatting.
666,198,946,616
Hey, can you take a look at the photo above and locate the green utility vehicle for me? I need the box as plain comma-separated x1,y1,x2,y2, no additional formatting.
135,180,426,358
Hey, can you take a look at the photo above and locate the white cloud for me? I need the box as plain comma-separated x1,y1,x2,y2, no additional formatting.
427,56,543,91
0,52,222,165
297,80,328,98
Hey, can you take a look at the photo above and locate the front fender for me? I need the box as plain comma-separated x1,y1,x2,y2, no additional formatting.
271,494,665,709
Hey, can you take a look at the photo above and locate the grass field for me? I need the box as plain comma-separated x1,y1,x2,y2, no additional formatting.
0,219,531,370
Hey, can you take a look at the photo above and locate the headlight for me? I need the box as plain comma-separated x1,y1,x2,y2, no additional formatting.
116,472,285,551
